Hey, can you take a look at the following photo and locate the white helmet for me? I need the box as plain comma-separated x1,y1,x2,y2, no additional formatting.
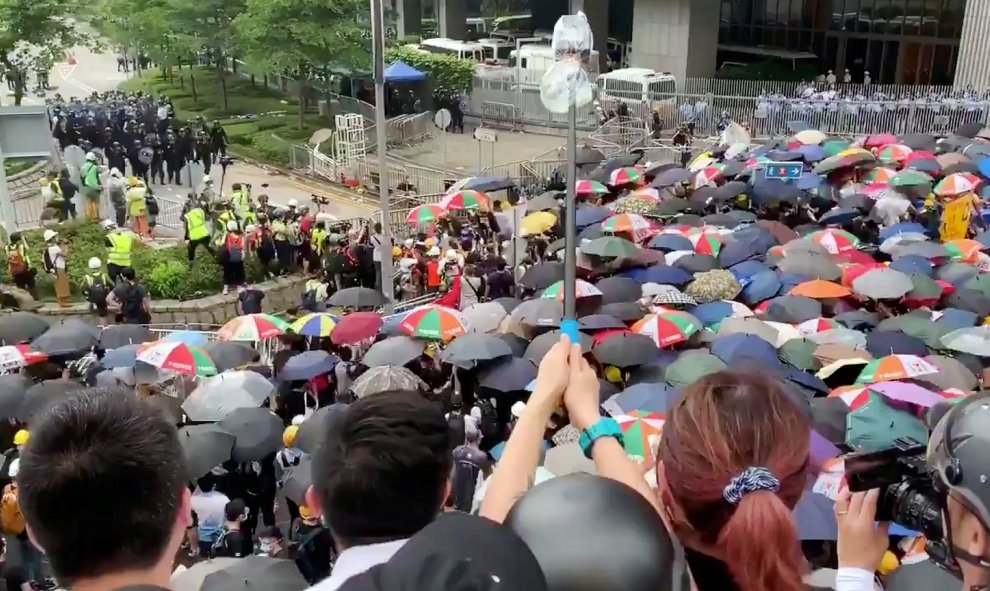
244,224,257,234
85,151,96,161
404,238,414,248
100,219,117,230
445,249,458,262
202,174,213,184
88,257,102,270
226,220,239,232
287,199,298,208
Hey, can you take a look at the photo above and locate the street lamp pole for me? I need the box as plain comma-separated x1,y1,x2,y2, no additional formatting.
371,0,394,312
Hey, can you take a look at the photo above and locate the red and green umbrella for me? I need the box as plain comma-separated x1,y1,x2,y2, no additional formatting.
609,166,643,187
745,155,771,170
808,228,860,255
632,311,702,347
541,279,603,301
934,173,979,196
861,167,897,186
689,232,722,256
945,239,984,263
693,166,723,189
601,213,653,236
137,341,217,377
290,313,340,338
797,317,842,336
877,143,912,164
405,204,446,225
440,190,489,211
615,410,666,464
575,179,609,196
400,305,468,341
0,345,46,370
890,169,933,188
218,314,291,341
856,354,938,384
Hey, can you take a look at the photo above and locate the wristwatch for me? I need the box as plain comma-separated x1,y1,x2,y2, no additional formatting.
578,418,624,459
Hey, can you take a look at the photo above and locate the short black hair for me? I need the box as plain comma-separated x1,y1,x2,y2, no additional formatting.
312,391,452,546
257,525,283,540
18,388,186,585
225,498,247,521
121,267,136,281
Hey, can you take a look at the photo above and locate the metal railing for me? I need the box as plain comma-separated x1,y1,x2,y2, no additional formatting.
467,79,599,129
383,111,436,146
679,78,957,100
481,101,521,131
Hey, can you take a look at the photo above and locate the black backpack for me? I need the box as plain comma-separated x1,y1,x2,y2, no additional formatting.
452,456,481,512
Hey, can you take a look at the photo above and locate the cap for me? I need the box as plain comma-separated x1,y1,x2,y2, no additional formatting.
13,429,29,446
88,257,102,270
340,513,547,591
283,425,298,447
43,229,58,242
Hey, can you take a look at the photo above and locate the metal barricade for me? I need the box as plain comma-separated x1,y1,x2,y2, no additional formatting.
481,101,521,131
680,78,954,100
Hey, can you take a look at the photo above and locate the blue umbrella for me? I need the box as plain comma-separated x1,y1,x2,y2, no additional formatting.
380,311,408,337
796,172,825,190
784,367,829,395
604,382,679,415
794,491,838,541
162,330,210,347
647,234,693,252
718,235,765,268
977,156,990,179
906,158,940,175
866,331,928,357
819,207,860,226
620,265,692,286
740,270,782,305
751,177,803,205
101,344,141,368
889,255,934,276
937,308,981,331
796,145,826,162
776,272,814,296
278,350,339,382
710,333,781,368
575,207,612,228
879,222,928,242
977,230,990,248
730,260,771,284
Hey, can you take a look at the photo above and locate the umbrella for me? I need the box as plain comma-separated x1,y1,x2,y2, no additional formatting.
98,324,153,349
818,207,860,226
362,336,424,368
404,203,445,225
440,333,513,367
183,370,275,422
665,351,727,387
162,330,210,347
204,342,259,372
776,252,841,281
329,312,383,344
808,229,860,255
594,276,643,305
856,354,938,383
615,411,666,463
0,344,46,371
18,379,82,423
575,179,609,196
31,324,99,356
293,404,348,453
478,357,536,392
576,146,605,166
603,382,679,416
278,350,339,381
517,299,564,328
592,333,659,367
172,559,243,591
137,341,217,377
599,302,648,322
290,313,340,338
578,314,627,331
582,236,639,258
846,392,927,452
764,295,823,324
0,374,29,419
441,189,489,211
651,168,693,188
218,408,283,463
885,559,959,591
399,306,467,341
525,330,593,363
941,325,990,356
919,355,979,391
0,313,49,345
633,311,702,347
779,338,820,370
280,456,313,505
197,555,308,591
609,166,643,186
218,314,290,342
178,424,235,479
851,267,913,299
327,287,387,309
718,317,780,346
688,300,753,328
711,333,781,368
789,280,851,299
461,302,510,334
542,279,603,302
519,262,565,290
351,365,427,398
865,331,928,358
527,191,561,211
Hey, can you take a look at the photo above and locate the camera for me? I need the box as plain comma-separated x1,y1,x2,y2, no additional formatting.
845,437,944,541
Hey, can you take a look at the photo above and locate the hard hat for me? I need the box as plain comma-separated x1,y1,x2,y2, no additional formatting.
88,257,102,270
287,199,298,208
391,246,402,258
282,425,298,448
127,176,139,187
43,229,58,242
244,224,256,234
85,151,96,161
299,505,315,519
445,249,458,262
226,220,239,232
424,237,436,248
13,429,29,446
203,174,213,183
291,414,306,426
404,238,414,248
100,219,117,230
878,551,899,575
427,246,440,257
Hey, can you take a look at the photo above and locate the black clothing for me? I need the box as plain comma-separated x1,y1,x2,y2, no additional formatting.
112,282,150,324
239,289,264,314
213,527,253,558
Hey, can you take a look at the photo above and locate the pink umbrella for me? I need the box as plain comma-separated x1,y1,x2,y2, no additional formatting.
868,381,944,408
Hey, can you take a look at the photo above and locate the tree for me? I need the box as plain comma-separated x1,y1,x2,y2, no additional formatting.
234,0,369,129
0,0,93,105
171,0,245,112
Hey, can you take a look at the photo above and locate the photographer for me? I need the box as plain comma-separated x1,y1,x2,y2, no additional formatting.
836,395,990,591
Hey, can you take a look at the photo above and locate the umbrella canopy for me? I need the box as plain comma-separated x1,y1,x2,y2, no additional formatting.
218,314,290,342
778,338,821,370
789,280,852,299
665,351,727,387
161,330,210,347
329,312,383,345
0,345,47,371
856,354,938,383
218,408,283,463
846,392,927,452
595,276,643,304
198,555,309,591
204,342,260,372
278,350,338,381
718,317,780,346
98,324,154,349
615,411,666,463
178,424,235,479
137,341,217,377
711,333,781,368
18,379,83,423
0,374,29,419
31,324,99,356
865,331,928,358
885,559,960,591
290,313,340,338
478,357,537,392
633,311,702,347
525,330,593,363
183,370,275,422
293,404,348,454
440,333,513,368
851,267,913,299
279,456,313,505
764,295,823,324
327,287,387,309
519,262,565,290
351,365,427,399
941,325,990,356
603,382,679,416
362,336,424,368
581,236,639,258
399,305,468,341
592,333,659,367
0,313,49,345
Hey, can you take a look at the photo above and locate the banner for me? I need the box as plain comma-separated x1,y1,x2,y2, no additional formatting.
940,197,972,242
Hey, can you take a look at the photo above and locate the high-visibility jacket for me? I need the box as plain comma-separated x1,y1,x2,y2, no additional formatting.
230,190,250,216
49,180,64,202
186,207,209,241
310,228,327,256
271,220,288,241
80,162,99,188
126,186,148,217
107,232,133,267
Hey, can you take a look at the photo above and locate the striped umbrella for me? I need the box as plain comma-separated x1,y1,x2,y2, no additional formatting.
877,144,912,164
861,167,897,185
575,179,609,196
630,187,661,202
399,305,468,341
609,166,643,187
688,153,715,172
856,354,939,384
809,228,860,255
633,311,702,347
405,203,446,225
615,410,666,464
218,314,291,341
945,239,985,263
440,190,489,211
797,317,842,336
541,279,603,301
137,341,217,377
0,345,47,370
601,213,653,236
689,232,722,256
745,155,772,170
890,169,934,188
934,173,979,196
693,166,723,189
290,313,340,338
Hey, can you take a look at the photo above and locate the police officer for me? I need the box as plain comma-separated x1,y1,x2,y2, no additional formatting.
103,220,134,281
80,257,112,317
182,197,214,262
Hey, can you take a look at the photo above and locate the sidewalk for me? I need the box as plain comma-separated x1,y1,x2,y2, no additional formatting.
391,125,564,175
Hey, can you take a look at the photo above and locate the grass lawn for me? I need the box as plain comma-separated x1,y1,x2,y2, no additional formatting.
5,157,43,177
118,66,329,167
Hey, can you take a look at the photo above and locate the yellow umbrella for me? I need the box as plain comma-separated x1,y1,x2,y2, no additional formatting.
520,211,557,235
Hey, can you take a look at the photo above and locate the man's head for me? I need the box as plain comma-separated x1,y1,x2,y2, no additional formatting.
225,499,248,525
121,267,136,282
308,392,453,548
18,389,190,587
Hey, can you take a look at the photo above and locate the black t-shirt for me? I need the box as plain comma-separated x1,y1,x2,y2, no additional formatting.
112,282,149,324
485,269,513,299
292,520,334,579
239,289,264,314
214,528,253,558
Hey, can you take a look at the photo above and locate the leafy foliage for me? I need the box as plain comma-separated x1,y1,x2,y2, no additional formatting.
385,46,474,101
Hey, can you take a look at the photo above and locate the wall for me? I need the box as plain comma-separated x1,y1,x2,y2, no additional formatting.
955,0,990,89
630,0,719,81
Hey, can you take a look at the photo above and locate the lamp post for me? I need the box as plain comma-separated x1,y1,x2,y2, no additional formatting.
371,0,394,312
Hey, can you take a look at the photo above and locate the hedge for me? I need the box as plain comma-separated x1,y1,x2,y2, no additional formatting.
384,47,475,101
3,220,265,302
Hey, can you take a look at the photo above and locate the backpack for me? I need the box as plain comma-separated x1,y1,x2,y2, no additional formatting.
86,276,110,305
1,483,25,535
227,235,244,263
42,249,56,274
452,454,482,512
476,399,500,440
6,248,26,275
145,195,159,216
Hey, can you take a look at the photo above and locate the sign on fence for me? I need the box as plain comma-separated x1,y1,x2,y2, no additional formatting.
473,128,498,143
764,162,802,180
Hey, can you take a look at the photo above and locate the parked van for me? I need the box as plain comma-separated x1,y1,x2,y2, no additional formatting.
478,38,514,65
508,44,601,84
420,38,486,62
597,68,677,120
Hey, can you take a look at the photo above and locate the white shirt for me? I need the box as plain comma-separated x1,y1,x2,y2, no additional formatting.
307,539,408,591
190,489,230,542
371,234,383,263
47,244,66,270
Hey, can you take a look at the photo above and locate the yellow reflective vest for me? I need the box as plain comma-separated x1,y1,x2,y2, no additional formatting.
107,232,133,267
310,228,327,256
186,207,209,241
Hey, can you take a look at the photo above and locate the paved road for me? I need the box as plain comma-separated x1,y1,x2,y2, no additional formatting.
39,45,376,223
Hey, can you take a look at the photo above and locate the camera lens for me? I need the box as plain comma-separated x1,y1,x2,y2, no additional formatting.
888,481,944,540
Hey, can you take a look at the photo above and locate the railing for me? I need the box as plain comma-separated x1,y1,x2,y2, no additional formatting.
383,111,436,146
679,78,956,100
467,79,599,129
481,101,521,131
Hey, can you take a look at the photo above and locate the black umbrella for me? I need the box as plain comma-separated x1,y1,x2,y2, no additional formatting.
592,333,659,368
713,180,749,203
946,289,990,316
576,146,605,166
600,302,648,322
833,310,880,330
649,199,692,217
578,314,627,331
0,374,29,419
327,287,387,309
478,357,536,392
527,192,561,211
31,324,99,356
200,555,309,591
218,408,283,463
717,161,746,178
764,295,823,324
810,397,848,445
498,333,529,357
838,193,872,212
146,394,184,424
519,262,564,290
651,168,693,188
595,276,642,304
294,404,348,454
520,299,563,328
673,253,718,273
493,297,523,314
178,423,235,479
866,331,929,357
18,379,82,423
819,207,861,226
885,559,959,591
205,342,260,372
718,235,766,268
362,336,425,368
440,333,513,368
280,457,312,505
956,121,984,139
525,330,592,363
644,161,678,177
752,177,802,206
899,133,936,151
351,365,427,398
98,324,154,349
0,313,50,345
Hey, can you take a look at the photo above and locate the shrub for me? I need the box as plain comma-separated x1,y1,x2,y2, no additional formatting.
384,47,474,100
144,260,188,299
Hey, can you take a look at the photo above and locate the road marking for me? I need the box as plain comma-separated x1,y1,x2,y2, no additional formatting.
57,64,77,80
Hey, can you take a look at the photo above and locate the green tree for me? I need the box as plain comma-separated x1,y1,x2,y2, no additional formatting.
170,0,245,112
235,0,368,129
0,0,94,105
96,0,183,79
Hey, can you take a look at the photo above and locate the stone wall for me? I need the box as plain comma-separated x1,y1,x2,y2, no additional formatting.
22,275,308,325
7,160,49,194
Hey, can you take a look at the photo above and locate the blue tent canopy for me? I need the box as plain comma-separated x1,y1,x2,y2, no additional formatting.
384,60,426,82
